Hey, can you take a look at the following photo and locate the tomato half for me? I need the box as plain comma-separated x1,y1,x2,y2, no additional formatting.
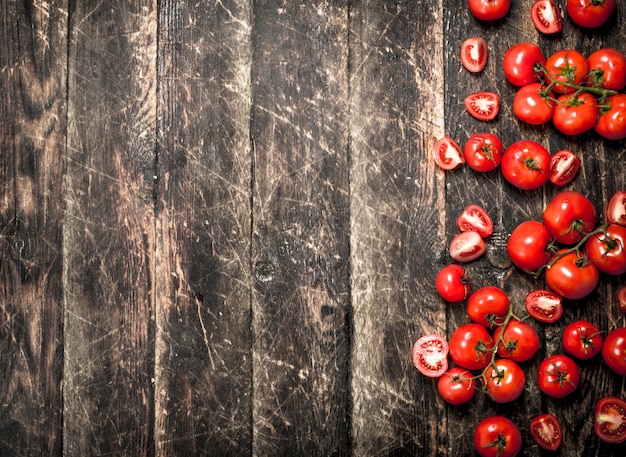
543,190,596,245
567,0,616,29
468,0,511,21
601,327,626,376
461,37,488,73
503,42,546,87
552,91,599,136
436,264,471,302
512,82,554,125
493,319,540,362
449,323,493,371
525,289,563,323
474,416,522,457
501,140,551,190
587,47,626,91
467,285,509,328
562,320,603,360
434,136,464,170
437,367,476,405
594,397,626,444
457,204,494,238
412,335,449,378
545,250,599,300
530,413,563,451
585,223,626,275
531,0,563,34
465,92,499,121
449,231,486,262
463,133,502,172
607,191,626,226
507,220,552,271
537,354,580,398
482,359,526,403
544,49,589,94
549,149,580,186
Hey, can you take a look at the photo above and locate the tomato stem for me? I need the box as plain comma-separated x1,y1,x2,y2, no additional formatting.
534,63,618,100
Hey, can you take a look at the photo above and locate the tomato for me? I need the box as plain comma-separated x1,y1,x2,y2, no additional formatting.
542,190,596,245
587,48,626,91
537,354,580,398
457,204,494,238
436,264,471,302
545,250,599,300
595,94,626,140
619,286,626,315
585,224,626,275
449,231,486,262
482,359,525,403
493,319,540,362
562,320,603,360
531,0,563,34
468,0,511,21
465,92,499,121
463,133,502,172
549,149,580,186
503,42,546,87
567,0,616,29
449,323,493,371
601,327,626,376
501,140,551,190
461,37,488,73
437,367,476,405
607,191,626,226
467,286,509,328
530,413,563,451
507,220,552,271
512,82,555,125
544,49,589,94
474,416,522,457
412,335,449,377
552,91,599,136
525,289,563,323
594,397,626,444
433,136,464,170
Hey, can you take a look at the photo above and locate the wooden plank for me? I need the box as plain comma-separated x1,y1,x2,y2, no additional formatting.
250,0,352,454
0,1,66,455
349,1,447,454
63,1,157,455
153,1,253,455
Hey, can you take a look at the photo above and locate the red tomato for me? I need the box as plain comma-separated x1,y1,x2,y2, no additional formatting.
503,42,546,87
436,264,471,302
437,367,476,405
461,37,488,73
507,220,552,271
537,354,580,398
567,0,616,29
493,319,540,362
468,0,511,21
449,323,493,371
542,190,596,245
595,94,626,140
619,286,626,315
607,191,626,226
585,224,626,275
587,47,626,91
433,136,464,170
474,416,522,457
594,397,626,444
525,289,563,323
601,327,626,376
465,92,499,121
467,286,510,328
530,413,563,451
544,49,589,94
463,133,502,172
482,359,525,403
549,149,580,186
501,140,551,190
531,0,563,34
412,335,449,377
562,320,603,360
449,231,486,262
512,82,555,125
552,91,599,136
545,250,599,300
456,204,494,238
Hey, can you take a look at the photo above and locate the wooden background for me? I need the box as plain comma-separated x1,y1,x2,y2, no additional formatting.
1,0,625,455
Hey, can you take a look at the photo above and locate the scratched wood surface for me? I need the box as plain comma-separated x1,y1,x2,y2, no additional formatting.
0,0,625,456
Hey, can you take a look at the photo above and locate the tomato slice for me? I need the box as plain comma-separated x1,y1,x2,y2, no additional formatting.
531,0,563,34
530,413,563,451
525,289,563,323
461,37,488,73
449,231,486,262
412,335,449,378
619,286,626,315
456,204,493,238
433,136,464,170
594,397,626,444
549,149,580,186
606,190,626,226
464,92,499,121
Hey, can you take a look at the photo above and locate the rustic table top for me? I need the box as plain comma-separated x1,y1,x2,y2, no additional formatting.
1,0,625,456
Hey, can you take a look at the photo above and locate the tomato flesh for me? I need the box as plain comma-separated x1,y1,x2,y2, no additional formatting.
449,231,486,262
434,136,464,170
412,335,449,378
461,37,488,73
549,149,580,186
594,397,626,444
606,190,626,226
531,0,563,34
525,289,563,323
530,413,563,451
456,204,493,238
465,92,499,121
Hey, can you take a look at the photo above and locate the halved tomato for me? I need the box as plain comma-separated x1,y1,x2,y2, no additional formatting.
594,397,626,444
456,204,493,238
525,289,563,323
450,231,487,262
465,92,499,121
412,335,449,377
434,136,464,170
549,149,580,186
607,190,626,226
530,413,563,451
618,286,626,315
461,37,488,73
531,0,563,34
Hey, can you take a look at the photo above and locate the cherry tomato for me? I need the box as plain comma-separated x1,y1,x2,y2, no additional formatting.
474,416,522,457
461,37,488,73
457,204,494,238
587,47,626,91
585,223,626,275
512,82,555,125
467,286,509,328
449,323,493,371
437,367,476,405
601,327,626,376
619,286,626,315
537,354,580,398
542,190,596,245
482,359,525,403
468,0,511,21
544,49,589,94
594,397,626,444
567,0,616,29
503,42,546,87
436,264,471,302
552,91,599,136
463,133,502,172
596,94,626,140
412,335,449,377
545,250,599,300
562,320,603,360
607,191,626,226
493,319,540,362
433,136,464,170
531,0,563,34
449,231,486,262
465,92,499,121
549,149,580,186
525,289,563,323
501,140,551,190
530,413,563,451
507,220,552,271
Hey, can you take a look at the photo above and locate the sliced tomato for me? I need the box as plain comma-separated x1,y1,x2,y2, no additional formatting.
530,413,563,451
434,136,464,170
465,92,499,121
531,0,563,34
607,190,626,226
412,335,449,378
450,231,486,262
594,397,626,444
549,149,580,186
456,204,493,238
461,37,488,73
618,286,626,315
525,289,563,323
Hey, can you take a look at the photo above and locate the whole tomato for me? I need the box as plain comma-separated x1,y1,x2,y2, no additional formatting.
482,358,525,403
585,223,626,275
436,264,470,302
601,328,626,376
507,220,552,271
503,42,546,87
501,140,551,190
463,133,503,172
587,47,626,91
562,320,603,360
542,191,596,245
493,319,540,362
567,0,615,29
552,91,599,136
537,354,580,398
437,367,476,405
468,0,510,21
544,49,589,94
474,416,522,457
449,323,493,371
467,285,510,328
512,82,555,125
545,250,599,300
595,94,626,140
